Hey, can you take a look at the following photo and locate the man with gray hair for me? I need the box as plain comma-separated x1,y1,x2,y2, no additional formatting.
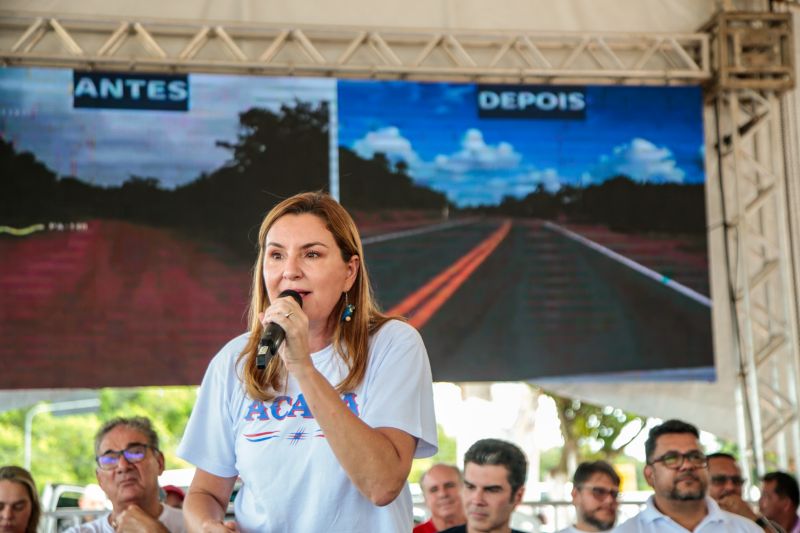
441,438,527,533
66,416,185,533
415,463,466,532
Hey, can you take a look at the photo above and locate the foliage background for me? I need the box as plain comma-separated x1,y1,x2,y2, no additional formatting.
0,388,197,487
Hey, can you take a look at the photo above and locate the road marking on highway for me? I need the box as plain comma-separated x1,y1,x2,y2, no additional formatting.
361,218,477,245
388,220,512,328
0,224,45,236
543,221,711,307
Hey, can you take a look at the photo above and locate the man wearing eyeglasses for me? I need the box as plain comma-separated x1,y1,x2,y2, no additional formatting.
558,461,620,532
613,419,762,532
66,416,186,533
706,453,782,532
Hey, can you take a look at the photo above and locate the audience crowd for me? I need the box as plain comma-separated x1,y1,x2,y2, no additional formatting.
4,416,800,533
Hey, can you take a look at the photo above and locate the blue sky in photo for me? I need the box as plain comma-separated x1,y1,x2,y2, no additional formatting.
0,68,705,208
337,80,705,206
0,68,335,188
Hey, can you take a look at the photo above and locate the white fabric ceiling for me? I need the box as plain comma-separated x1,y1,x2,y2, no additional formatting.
5,0,719,33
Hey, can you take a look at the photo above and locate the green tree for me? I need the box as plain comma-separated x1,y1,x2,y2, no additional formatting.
0,387,198,489
539,446,563,479
551,394,645,476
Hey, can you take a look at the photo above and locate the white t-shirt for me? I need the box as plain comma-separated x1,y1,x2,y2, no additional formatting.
555,527,584,533
612,496,763,533
178,319,438,533
64,504,185,533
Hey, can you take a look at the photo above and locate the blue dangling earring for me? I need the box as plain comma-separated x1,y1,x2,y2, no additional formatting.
341,292,355,322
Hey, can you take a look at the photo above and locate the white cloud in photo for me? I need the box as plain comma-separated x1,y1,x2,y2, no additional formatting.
588,137,685,185
516,168,563,194
353,126,420,165
436,167,569,206
347,128,692,207
349,125,563,206
1,71,337,188
435,128,522,173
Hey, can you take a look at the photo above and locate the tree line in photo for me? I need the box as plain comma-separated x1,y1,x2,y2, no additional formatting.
468,178,707,235
2,97,705,264
0,101,449,260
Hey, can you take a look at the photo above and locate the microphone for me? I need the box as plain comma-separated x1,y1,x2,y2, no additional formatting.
257,289,303,369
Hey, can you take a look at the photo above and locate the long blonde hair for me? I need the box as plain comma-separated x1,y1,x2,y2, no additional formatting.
0,466,41,533
238,192,394,401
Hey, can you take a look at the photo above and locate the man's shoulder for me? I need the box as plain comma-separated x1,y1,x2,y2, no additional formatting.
435,525,525,533
438,526,467,533
63,516,112,533
718,509,769,532
159,503,187,532
412,519,438,533
611,514,644,532
610,508,765,532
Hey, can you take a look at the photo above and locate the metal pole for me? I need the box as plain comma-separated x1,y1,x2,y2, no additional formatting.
734,382,753,485
23,403,45,470
23,398,101,470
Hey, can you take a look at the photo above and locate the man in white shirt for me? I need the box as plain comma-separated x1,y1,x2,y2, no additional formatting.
613,419,762,533
66,416,185,533
558,460,620,532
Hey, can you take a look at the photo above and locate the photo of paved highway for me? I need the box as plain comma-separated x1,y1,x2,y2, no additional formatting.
0,70,712,388
363,218,711,381
340,80,712,381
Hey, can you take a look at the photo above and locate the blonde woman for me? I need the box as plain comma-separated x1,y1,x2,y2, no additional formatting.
0,465,41,533
179,192,437,532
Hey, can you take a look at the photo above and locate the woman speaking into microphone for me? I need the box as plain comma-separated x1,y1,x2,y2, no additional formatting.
178,192,438,532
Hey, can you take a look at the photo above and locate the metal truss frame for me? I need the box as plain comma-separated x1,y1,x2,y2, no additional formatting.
704,5,800,478
0,11,710,84
1,7,800,475
707,87,800,476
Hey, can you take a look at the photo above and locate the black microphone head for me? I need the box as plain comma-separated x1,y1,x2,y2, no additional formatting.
278,289,303,308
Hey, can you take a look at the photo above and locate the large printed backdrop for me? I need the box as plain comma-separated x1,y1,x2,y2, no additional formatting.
0,69,711,388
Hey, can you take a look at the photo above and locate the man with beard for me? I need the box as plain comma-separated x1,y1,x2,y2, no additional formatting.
557,461,620,532
707,453,783,532
415,464,467,532
613,419,761,532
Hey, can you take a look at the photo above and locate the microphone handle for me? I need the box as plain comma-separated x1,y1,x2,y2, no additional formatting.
256,290,302,369
256,340,273,370
257,325,284,369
